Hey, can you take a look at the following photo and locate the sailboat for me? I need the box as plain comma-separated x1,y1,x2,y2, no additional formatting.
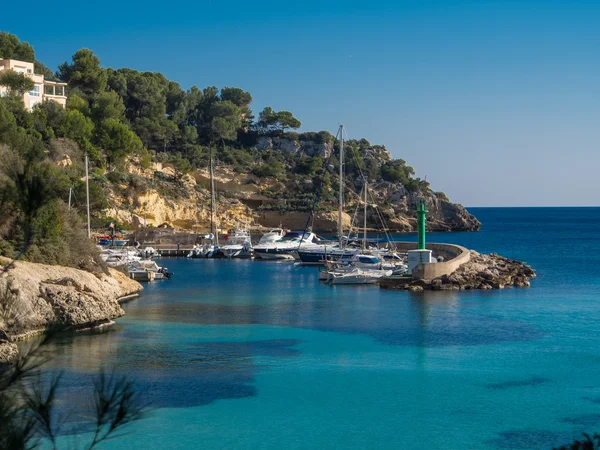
188,144,224,259
297,125,386,264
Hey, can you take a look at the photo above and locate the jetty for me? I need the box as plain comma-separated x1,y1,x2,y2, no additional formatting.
381,200,535,291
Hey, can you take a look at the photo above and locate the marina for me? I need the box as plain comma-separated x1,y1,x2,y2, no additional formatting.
41,207,600,450
0,3,595,448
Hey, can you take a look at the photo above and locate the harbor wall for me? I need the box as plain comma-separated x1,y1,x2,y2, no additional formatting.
392,242,471,280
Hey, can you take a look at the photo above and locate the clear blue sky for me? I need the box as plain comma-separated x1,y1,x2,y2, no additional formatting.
4,0,600,206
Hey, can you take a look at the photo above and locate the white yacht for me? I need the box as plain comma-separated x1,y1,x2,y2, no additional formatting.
221,229,253,259
253,231,322,260
257,228,286,245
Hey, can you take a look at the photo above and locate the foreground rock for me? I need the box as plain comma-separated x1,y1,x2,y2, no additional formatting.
382,251,536,291
0,258,142,362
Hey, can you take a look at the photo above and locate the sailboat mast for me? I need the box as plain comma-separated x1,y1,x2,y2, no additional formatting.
363,179,367,250
210,145,215,237
338,125,344,247
85,154,90,238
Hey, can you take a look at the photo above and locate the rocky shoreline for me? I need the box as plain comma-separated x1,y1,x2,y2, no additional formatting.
381,251,536,292
0,258,143,364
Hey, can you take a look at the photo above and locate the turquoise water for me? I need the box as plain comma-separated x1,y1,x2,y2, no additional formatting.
45,207,600,449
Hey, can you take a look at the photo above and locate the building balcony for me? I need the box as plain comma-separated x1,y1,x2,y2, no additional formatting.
43,80,67,98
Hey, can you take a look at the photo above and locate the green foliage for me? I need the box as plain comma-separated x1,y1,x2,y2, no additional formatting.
66,93,90,115
380,159,428,191
258,107,301,133
220,87,252,107
34,60,55,79
0,100,17,139
0,96,33,129
295,155,323,176
60,110,94,142
58,48,107,97
91,90,126,122
210,100,242,141
299,130,334,145
95,118,143,165
38,100,66,132
218,145,257,172
0,70,35,96
252,155,285,179
0,31,35,62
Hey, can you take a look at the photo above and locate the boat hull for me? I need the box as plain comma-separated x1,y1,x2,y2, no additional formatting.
254,249,296,260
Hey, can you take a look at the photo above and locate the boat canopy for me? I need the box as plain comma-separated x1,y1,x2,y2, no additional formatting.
279,231,318,243
357,255,380,264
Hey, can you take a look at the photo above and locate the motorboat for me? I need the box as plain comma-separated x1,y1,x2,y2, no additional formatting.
128,260,173,280
328,268,393,285
187,242,224,259
187,232,225,259
221,229,253,259
253,231,322,260
142,246,161,258
100,248,142,267
318,252,407,281
257,228,286,245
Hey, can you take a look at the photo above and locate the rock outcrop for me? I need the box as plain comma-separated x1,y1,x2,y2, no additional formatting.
382,251,536,291
0,258,143,362
430,251,536,290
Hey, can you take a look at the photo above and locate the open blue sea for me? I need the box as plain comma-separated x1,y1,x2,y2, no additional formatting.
44,207,600,449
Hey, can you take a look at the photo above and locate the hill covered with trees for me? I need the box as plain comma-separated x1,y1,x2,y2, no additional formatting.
0,30,480,265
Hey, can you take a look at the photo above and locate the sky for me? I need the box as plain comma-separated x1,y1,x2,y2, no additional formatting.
3,0,600,206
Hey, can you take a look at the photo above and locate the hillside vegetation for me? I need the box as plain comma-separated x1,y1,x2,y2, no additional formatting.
0,31,480,265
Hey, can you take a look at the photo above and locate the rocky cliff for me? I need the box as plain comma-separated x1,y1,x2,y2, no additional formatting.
0,258,142,363
104,158,480,234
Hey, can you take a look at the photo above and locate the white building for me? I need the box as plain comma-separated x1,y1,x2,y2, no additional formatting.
0,58,67,110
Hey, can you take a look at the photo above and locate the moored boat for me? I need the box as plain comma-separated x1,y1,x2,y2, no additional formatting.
221,229,253,259
328,268,393,285
253,231,322,260
128,259,173,280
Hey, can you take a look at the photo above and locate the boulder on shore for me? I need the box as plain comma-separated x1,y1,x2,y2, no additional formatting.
0,258,143,362
382,251,535,291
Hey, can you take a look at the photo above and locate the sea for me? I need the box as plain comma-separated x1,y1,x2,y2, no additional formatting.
41,207,600,449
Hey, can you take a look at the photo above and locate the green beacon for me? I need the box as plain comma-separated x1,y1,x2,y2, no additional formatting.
417,198,428,250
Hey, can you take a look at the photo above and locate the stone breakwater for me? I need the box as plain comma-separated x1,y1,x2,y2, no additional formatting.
381,251,536,292
0,258,143,364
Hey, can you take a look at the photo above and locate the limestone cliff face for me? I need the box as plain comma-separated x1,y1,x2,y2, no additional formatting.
105,158,479,233
0,258,143,362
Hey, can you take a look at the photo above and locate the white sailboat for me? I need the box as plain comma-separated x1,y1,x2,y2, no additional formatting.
189,145,224,259
321,175,406,284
